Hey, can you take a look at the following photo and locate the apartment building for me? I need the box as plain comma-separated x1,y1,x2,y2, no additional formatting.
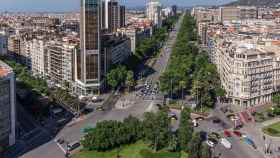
239,6,258,19
117,26,152,53
45,39,77,88
146,0,162,27
220,7,241,22
8,35,21,58
207,20,280,108
30,37,47,77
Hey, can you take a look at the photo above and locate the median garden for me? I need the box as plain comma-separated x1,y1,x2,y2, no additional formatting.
263,121,280,137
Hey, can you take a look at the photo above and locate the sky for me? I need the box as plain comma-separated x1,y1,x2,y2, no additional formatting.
1,0,235,12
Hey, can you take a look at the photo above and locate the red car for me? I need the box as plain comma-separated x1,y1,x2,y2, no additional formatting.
233,130,242,137
224,130,232,137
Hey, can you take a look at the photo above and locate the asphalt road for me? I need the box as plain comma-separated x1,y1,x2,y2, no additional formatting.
19,15,184,158
195,103,265,158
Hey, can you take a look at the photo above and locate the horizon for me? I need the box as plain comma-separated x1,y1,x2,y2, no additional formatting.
1,0,234,12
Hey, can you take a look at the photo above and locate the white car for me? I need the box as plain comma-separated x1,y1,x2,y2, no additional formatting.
220,138,232,149
192,119,198,127
206,140,215,148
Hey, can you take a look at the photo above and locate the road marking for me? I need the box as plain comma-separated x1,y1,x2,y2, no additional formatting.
55,141,66,154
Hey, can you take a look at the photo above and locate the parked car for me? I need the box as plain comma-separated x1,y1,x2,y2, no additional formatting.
224,130,232,137
206,140,215,148
192,119,199,127
243,137,257,149
208,138,218,144
96,106,104,111
208,132,221,140
212,118,221,124
196,117,205,121
221,138,232,149
67,141,80,151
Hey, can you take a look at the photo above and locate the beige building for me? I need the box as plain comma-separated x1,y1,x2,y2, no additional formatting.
220,7,241,22
208,32,280,108
45,39,77,88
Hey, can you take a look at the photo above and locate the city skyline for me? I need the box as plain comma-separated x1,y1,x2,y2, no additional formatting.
1,0,234,12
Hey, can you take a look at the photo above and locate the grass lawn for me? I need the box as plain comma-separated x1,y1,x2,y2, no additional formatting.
263,122,280,137
72,141,182,158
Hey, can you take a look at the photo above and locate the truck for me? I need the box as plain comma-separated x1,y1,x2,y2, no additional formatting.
220,138,232,149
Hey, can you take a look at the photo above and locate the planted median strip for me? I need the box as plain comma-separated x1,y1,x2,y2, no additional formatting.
263,122,280,137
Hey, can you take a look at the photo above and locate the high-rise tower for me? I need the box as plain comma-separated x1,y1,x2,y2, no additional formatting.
76,0,102,95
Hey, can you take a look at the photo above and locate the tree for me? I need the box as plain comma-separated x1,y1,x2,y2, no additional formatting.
272,94,280,107
106,66,128,89
200,143,211,158
123,115,143,142
143,110,171,151
168,133,179,152
125,71,135,92
178,108,193,152
188,132,202,158
81,116,143,152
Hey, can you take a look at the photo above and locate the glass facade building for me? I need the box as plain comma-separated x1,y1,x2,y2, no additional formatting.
76,0,102,95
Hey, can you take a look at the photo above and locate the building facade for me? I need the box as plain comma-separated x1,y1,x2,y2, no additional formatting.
45,40,77,88
30,38,47,77
0,33,7,56
108,0,120,33
119,5,126,28
220,7,241,22
75,0,103,96
0,60,16,153
146,0,162,27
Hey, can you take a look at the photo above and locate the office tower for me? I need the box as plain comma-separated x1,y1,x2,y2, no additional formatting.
119,5,126,27
0,60,16,153
108,0,120,32
76,0,102,95
146,0,162,27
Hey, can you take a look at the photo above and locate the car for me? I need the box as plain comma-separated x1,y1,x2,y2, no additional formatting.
200,131,208,141
192,119,199,127
233,131,242,137
208,138,218,144
96,106,104,111
168,113,178,120
208,132,221,140
67,141,80,151
206,140,215,148
221,138,232,149
212,118,221,124
196,117,205,121
243,137,257,149
224,130,232,137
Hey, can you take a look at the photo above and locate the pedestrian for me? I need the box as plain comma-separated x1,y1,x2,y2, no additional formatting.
263,135,266,140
